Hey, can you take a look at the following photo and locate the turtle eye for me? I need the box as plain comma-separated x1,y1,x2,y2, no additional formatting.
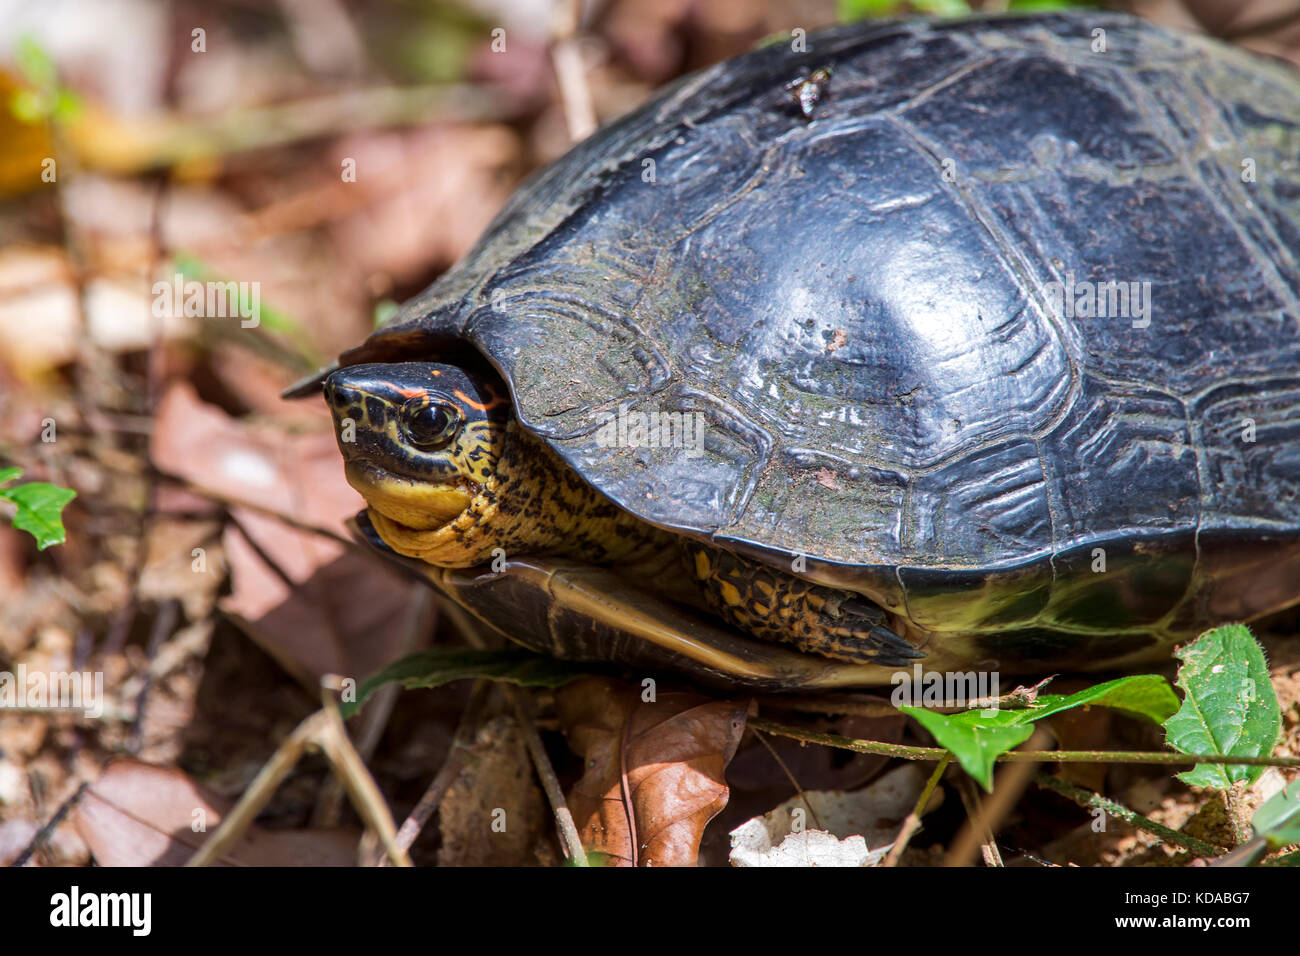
400,397,462,449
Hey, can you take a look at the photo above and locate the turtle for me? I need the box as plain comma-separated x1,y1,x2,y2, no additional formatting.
296,11,1300,691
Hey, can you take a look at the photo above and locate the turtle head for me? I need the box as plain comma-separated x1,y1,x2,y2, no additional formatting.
323,362,511,530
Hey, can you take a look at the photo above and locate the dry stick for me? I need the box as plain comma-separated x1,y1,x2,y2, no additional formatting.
314,692,410,868
1033,773,1226,859
78,85,513,177
953,776,1004,867
372,678,494,866
440,601,588,863
187,711,330,867
883,755,950,867
946,727,1053,867
770,681,1052,719
751,727,825,831
510,686,589,866
129,597,180,754
10,784,88,868
157,473,359,550
187,700,411,867
620,713,638,867
314,589,437,829
762,695,900,719
550,0,598,141
749,717,1300,768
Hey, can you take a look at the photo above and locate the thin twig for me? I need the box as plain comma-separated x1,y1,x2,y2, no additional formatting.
750,717,1300,768
760,694,900,719
509,686,589,866
1033,773,1227,859
883,755,949,867
10,784,88,867
551,0,597,141
187,710,330,867
129,598,180,754
440,596,586,862
314,589,436,829
751,727,825,831
945,728,1052,867
371,678,493,866
187,693,411,867
953,776,1003,867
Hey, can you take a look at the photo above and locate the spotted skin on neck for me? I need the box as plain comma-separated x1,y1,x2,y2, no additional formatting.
327,361,920,667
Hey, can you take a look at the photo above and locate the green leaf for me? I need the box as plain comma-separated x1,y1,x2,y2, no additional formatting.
899,706,1033,791
51,88,82,123
911,0,973,15
2,482,76,548
14,35,57,89
9,89,48,124
898,673,1175,791
1162,625,1281,789
0,467,22,485
0,480,76,549
1007,0,1096,11
1252,780,1300,850
372,298,400,328
837,0,906,20
1266,827,1300,850
342,648,591,718
1017,675,1179,726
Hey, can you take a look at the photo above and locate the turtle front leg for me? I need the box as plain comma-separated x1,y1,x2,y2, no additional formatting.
682,544,924,667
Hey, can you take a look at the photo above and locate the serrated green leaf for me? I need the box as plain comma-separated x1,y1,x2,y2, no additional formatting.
1162,625,1281,789
1017,674,1178,726
342,647,591,718
0,480,75,549
900,705,1033,791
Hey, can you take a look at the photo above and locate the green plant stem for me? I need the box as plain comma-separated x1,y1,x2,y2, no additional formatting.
748,717,1300,768
884,755,950,867
1033,773,1226,858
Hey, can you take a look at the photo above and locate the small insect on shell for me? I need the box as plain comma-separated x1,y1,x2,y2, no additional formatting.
784,66,834,119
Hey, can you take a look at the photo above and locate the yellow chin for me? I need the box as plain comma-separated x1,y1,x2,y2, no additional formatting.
344,462,473,530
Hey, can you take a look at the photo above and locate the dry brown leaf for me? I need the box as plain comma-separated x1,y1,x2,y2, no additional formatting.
438,715,557,866
150,381,417,686
555,676,748,867
74,759,359,866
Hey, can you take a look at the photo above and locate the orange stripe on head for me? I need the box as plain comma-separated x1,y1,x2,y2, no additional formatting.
454,389,504,412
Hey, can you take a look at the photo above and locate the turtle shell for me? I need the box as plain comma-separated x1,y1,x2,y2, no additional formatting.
340,12,1300,660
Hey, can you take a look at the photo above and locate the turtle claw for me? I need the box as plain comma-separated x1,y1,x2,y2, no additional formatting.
868,624,926,665
838,598,924,664
840,597,887,626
